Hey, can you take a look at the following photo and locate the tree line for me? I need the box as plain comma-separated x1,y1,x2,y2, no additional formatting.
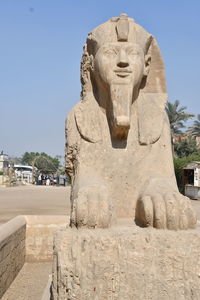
11,152,62,173
166,100,200,192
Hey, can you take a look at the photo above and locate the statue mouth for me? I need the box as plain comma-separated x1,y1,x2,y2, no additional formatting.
114,69,132,78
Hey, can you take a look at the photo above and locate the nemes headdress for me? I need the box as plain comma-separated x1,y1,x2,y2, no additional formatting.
86,14,152,56
78,14,168,145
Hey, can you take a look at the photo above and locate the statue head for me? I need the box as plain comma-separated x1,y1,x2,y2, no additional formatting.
80,14,167,142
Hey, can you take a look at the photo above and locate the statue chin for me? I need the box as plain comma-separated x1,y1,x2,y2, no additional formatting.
112,116,130,139
109,83,133,140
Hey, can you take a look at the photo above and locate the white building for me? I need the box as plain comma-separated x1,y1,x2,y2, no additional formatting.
13,165,33,183
0,151,9,171
184,162,200,199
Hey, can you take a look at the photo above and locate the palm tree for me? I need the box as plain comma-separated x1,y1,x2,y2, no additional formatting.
174,137,198,158
187,114,200,137
166,100,194,136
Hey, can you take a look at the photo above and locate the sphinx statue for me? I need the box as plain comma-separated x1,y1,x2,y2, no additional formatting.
65,14,196,230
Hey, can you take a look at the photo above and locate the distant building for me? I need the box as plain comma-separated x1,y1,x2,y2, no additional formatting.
0,151,9,171
196,136,200,147
173,135,200,148
173,136,188,144
184,161,200,199
13,165,33,183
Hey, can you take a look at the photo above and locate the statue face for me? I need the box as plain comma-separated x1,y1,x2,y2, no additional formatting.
93,42,145,88
92,41,146,140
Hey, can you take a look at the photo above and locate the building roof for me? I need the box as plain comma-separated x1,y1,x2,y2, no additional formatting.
183,161,200,170
14,164,33,170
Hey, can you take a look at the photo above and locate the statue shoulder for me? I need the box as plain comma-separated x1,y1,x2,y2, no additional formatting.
65,102,81,146
137,92,167,145
73,99,102,143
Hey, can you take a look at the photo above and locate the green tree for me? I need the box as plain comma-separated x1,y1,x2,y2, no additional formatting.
21,152,59,172
21,152,39,165
174,137,198,158
187,114,200,137
166,100,194,135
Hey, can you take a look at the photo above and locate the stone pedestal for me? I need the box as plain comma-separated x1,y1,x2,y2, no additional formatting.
52,222,200,300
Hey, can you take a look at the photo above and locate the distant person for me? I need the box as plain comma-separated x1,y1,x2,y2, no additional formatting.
53,177,57,185
46,177,50,186
38,174,42,185
41,174,44,185
56,175,59,186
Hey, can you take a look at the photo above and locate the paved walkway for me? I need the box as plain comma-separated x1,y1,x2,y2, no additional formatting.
1,262,52,300
0,185,71,224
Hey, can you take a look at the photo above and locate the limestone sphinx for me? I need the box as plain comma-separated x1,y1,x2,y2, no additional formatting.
65,14,196,230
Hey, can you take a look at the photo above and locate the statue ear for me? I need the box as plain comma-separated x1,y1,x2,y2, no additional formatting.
74,96,102,143
138,37,168,145
143,54,151,77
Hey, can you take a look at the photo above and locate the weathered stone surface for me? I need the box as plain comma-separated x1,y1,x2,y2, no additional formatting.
65,14,196,230
55,13,198,300
0,216,26,299
52,224,200,300
2,262,52,300
0,215,68,298
25,215,68,262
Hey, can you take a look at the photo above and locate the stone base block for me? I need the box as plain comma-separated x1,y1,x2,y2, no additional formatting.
52,222,200,300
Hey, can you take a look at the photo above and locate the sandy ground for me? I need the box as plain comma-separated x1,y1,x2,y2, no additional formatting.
0,185,71,224
0,185,200,224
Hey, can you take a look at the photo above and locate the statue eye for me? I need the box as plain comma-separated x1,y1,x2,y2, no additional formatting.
128,49,139,56
104,49,117,56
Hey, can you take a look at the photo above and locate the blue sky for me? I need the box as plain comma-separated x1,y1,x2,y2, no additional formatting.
0,0,199,157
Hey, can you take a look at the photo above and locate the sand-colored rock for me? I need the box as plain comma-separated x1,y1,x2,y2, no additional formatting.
65,14,196,230
52,224,200,300
0,216,26,299
52,14,199,300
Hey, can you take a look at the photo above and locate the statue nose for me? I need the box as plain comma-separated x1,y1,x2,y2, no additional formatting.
117,49,129,68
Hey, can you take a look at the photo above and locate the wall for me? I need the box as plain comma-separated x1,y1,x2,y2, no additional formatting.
0,214,68,298
185,185,200,199
25,215,68,262
0,216,26,299
194,168,199,186
198,168,200,187
52,225,200,300
0,175,8,186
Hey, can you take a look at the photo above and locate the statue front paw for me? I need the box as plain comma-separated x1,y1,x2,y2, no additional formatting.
71,185,112,228
135,192,197,230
